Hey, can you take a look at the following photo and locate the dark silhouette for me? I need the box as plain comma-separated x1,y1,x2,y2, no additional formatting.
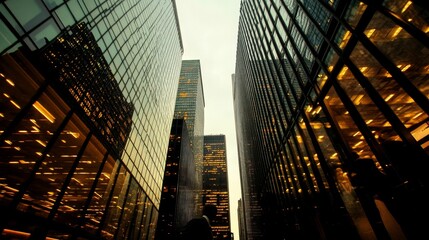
178,204,217,240
349,152,393,239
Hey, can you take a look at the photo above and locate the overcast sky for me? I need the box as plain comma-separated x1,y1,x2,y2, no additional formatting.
175,0,242,238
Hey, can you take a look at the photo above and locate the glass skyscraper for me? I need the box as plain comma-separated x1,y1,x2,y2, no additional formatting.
203,135,231,240
174,60,205,207
0,0,183,239
155,119,198,239
234,0,429,239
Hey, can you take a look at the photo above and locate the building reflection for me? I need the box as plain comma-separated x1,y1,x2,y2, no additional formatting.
234,0,429,239
0,23,155,239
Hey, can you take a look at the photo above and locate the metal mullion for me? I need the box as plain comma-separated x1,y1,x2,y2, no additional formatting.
241,2,271,192
289,127,316,194
344,57,423,148
248,31,282,179
0,109,74,234
344,57,429,175
253,0,289,149
260,0,296,128
377,6,429,48
320,1,429,115
96,162,122,238
256,3,321,197
273,2,312,83
301,110,344,198
74,151,110,232
43,131,93,222
352,30,429,116
293,0,340,74
113,176,133,240
268,5,308,114
294,119,326,194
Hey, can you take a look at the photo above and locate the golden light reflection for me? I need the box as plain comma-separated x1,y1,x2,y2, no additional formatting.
392,27,402,38
33,101,55,123
384,94,395,102
401,1,412,13
10,100,21,109
365,29,376,38
36,140,46,147
6,78,15,86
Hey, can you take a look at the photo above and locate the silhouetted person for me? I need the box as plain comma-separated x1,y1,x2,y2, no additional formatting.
178,204,217,240
350,152,393,239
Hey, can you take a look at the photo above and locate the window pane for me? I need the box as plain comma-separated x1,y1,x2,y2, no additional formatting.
6,0,49,31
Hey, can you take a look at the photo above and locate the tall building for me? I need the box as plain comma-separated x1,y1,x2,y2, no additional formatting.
203,135,231,240
234,0,429,239
155,119,198,239
174,59,205,211
0,0,183,239
156,60,205,238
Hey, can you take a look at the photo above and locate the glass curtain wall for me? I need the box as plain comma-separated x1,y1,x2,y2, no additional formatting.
234,0,429,239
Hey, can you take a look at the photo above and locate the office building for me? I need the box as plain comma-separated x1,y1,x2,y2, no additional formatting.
156,60,205,238
174,60,205,211
174,60,205,177
155,119,198,239
203,135,231,240
0,0,183,239
234,0,429,239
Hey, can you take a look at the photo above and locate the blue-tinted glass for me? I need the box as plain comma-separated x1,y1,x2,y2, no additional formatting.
6,0,49,31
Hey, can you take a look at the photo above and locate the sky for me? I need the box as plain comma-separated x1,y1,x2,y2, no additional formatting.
175,0,242,238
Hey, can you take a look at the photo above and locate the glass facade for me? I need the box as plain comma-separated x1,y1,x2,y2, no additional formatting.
0,0,183,239
155,119,198,239
203,135,231,240
174,59,205,209
234,0,429,239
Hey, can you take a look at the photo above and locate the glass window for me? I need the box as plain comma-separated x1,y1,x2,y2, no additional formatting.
30,19,61,48
101,165,130,239
365,11,429,103
0,5,24,35
55,5,75,28
43,0,64,10
5,0,49,31
343,1,367,29
0,83,69,208
116,179,139,238
82,155,119,234
0,19,17,52
350,42,428,148
67,0,85,22
383,0,429,34
54,135,106,228
17,113,87,218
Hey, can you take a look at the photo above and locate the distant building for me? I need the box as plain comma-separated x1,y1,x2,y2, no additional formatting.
155,119,198,239
155,60,206,237
203,135,231,240
174,59,206,214
234,0,429,239
0,0,183,239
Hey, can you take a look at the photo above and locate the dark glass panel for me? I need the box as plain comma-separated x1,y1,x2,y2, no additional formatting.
54,135,106,227
100,165,130,239
0,84,69,208
82,155,118,234
17,113,87,218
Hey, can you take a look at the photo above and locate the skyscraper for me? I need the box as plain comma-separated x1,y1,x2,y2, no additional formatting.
0,0,183,239
155,119,198,239
234,0,429,239
203,135,231,240
174,59,205,208
155,60,205,238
